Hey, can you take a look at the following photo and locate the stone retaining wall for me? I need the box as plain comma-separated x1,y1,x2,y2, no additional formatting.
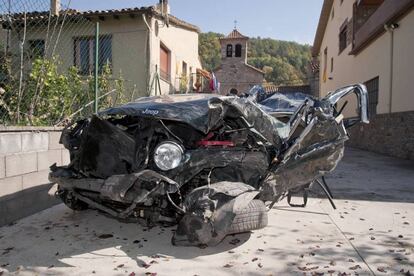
347,111,414,160
0,127,68,226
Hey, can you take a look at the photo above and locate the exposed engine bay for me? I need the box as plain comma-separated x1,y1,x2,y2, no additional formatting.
49,84,369,246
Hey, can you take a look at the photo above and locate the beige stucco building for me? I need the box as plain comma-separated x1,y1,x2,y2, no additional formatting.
2,0,201,98
312,0,414,160
214,29,264,95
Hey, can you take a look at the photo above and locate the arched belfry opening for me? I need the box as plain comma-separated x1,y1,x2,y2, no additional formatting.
235,44,242,57
226,44,233,57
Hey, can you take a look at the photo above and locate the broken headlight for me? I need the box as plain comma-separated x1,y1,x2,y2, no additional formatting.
154,141,184,171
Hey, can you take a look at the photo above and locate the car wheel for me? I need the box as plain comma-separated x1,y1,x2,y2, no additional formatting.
228,199,268,234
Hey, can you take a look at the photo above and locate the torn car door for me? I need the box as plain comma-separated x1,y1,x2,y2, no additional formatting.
259,84,369,202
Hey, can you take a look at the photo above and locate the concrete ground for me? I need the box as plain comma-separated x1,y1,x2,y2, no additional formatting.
0,148,413,276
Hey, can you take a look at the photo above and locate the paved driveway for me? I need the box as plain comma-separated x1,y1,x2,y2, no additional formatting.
0,148,413,275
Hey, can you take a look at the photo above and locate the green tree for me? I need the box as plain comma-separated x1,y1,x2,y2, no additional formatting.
199,32,223,71
0,56,127,126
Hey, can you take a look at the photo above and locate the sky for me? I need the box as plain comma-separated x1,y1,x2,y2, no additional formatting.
61,0,324,45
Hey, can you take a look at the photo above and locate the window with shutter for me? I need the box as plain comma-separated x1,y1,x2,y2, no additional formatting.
74,35,112,75
365,77,379,117
160,44,170,81
339,19,348,54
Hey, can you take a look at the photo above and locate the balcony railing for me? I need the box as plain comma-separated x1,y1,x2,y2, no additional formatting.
351,0,414,55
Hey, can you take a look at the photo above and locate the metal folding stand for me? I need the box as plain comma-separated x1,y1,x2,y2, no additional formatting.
287,188,309,208
286,176,336,210
315,176,336,209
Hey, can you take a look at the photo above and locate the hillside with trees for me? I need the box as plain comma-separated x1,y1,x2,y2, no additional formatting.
199,32,311,86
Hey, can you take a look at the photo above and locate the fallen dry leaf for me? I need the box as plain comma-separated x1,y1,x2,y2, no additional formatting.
377,267,387,273
297,266,319,271
98,234,113,239
229,238,240,245
349,265,361,270
400,269,412,276
2,247,14,255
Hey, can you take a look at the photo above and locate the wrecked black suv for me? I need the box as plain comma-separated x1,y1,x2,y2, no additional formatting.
49,84,369,246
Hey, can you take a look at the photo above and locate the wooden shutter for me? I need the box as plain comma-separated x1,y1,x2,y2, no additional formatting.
160,45,169,80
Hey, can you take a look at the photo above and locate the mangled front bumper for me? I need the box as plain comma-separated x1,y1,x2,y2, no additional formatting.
49,167,180,219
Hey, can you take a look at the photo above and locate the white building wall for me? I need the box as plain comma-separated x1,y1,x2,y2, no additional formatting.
318,0,414,115
150,18,201,95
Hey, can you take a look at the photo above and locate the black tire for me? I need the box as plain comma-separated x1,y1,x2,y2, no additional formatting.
228,199,268,234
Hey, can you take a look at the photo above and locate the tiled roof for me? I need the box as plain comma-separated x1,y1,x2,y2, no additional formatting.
165,13,200,33
262,84,279,93
221,28,249,40
4,6,200,33
263,84,311,94
5,7,154,21
245,63,265,74
213,63,264,74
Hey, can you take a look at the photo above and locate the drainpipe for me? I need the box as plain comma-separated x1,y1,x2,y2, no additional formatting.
384,23,398,114
143,14,152,96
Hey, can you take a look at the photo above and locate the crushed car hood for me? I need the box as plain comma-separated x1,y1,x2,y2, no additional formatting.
100,94,219,134
100,93,290,146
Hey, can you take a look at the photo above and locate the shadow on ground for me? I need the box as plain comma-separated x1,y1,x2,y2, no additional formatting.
306,147,414,203
0,206,251,272
0,147,413,275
